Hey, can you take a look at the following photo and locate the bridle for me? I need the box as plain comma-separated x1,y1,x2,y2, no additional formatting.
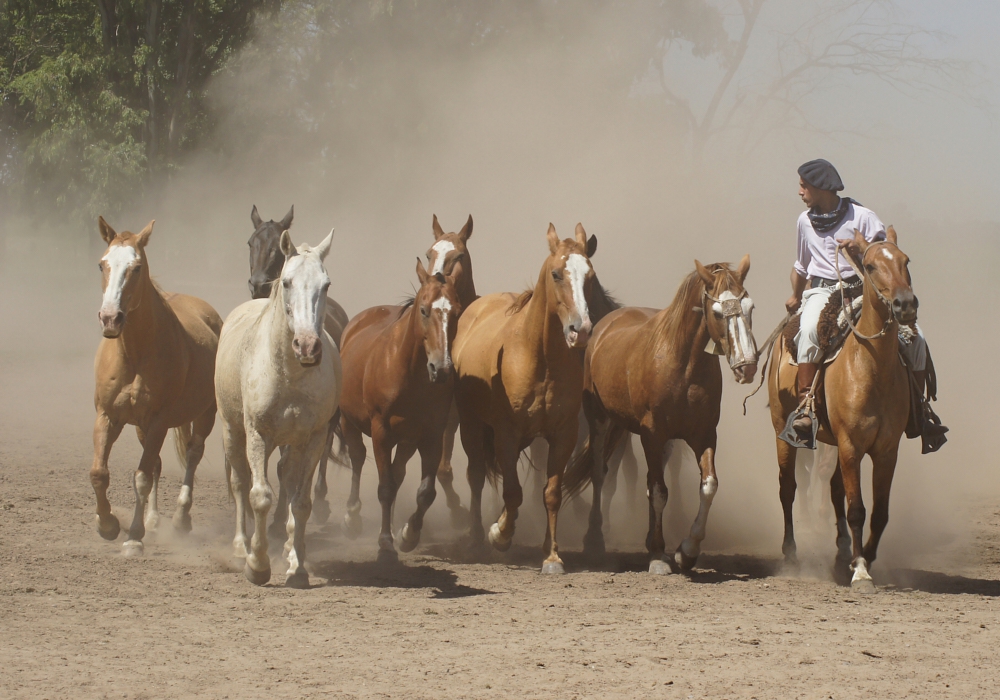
702,269,756,370
835,239,904,341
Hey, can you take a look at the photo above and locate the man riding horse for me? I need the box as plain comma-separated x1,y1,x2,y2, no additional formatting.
784,158,947,452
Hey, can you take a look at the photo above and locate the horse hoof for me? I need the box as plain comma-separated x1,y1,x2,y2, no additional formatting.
97,515,121,541
311,499,331,525
488,523,512,552
122,540,144,557
541,560,565,575
851,578,876,595
285,572,310,589
674,548,698,571
171,512,192,534
582,530,606,557
397,524,420,553
648,559,672,575
376,548,399,566
342,513,363,539
244,563,271,586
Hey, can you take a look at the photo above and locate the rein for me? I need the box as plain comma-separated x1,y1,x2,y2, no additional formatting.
835,240,895,341
741,312,791,415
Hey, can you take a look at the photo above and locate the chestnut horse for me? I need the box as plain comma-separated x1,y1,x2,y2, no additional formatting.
217,230,341,587
247,205,349,526
453,223,608,574
768,227,915,592
565,258,758,572
91,218,222,556
339,261,462,557
425,214,477,527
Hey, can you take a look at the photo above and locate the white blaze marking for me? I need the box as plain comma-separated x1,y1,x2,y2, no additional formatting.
430,240,455,276
432,296,452,365
101,245,138,309
565,253,591,326
283,254,328,337
882,249,894,260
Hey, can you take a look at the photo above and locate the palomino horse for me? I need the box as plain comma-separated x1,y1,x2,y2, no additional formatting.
453,223,612,574
248,204,349,526
565,258,758,572
425,214,477,528
91,218,222,556
339,260,463,557
217,230,341,588
769,227,914,592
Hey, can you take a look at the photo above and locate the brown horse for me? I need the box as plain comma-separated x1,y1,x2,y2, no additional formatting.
453,223,609,574
339,260,463,557
247,205,349,527
425,214,477,527
91,218,222,556
564,258,758,572
768,227,915,592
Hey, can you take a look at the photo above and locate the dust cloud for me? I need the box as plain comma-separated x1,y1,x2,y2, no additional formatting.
2,1,997,575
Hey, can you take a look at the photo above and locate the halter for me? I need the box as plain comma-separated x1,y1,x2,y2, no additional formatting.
702,269,756,369
834,239,900,341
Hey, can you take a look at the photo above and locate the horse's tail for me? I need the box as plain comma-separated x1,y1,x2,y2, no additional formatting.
172,423,192,470
483,426,500,488
563,424,627,498
329,409,350,468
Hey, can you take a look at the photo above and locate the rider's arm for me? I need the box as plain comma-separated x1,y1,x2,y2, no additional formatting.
787,214,811,313
786,267,807,313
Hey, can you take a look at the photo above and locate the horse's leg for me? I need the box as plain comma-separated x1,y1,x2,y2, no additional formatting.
398,435,443,553
284,430,328,588
488,428,524,554
91,413,125,540
582,416,611,557
341,417,367,538
268,446,291,544
244,428,275,585
372,422,404,561
458,413,488,547
807,442,838,529
776,436,798,564
862,444,900,570
123,423,168,556
437,402,467,528
173,409,215,534
830,461,852,565
222,423,251,560
135,427,161,533
622,436,640,513
675,439,718,571
640,432,671,574
310,414,337,525
836,440,874,593
538,428,577,575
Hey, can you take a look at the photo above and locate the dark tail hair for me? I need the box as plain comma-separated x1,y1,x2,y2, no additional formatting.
563,424,628,498
329,409,350,468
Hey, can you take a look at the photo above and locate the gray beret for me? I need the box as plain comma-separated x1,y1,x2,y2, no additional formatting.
798,159,844,192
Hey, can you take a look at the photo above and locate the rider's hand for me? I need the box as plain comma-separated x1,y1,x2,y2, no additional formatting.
785,295,801,314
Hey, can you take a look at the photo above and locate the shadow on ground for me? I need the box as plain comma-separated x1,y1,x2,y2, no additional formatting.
881,568,1000,596
311,556,496,599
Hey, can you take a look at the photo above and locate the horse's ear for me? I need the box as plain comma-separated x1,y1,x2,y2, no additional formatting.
280,230,297,258
251,205,263,229
694,259,715,286
459,214,473,241
736,253,751,283
279,205,294,231
574,223,588,249
432,214,445,240
98,216,117,244
315,228,334,262
547,223,559,254
885,225,897,245
136,220,154,248
586,234,598,258
416,257,430,285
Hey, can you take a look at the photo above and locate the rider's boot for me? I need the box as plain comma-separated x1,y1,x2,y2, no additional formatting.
914,369,948,453
791,362,819,436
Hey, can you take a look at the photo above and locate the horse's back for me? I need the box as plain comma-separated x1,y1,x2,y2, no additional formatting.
167,293,223,343
453,292,518,378
339,305,407,411
216,300,269,416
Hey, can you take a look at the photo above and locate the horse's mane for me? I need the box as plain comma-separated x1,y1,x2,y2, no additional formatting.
659,263,733,335
400,294,416,310
506,278,621,318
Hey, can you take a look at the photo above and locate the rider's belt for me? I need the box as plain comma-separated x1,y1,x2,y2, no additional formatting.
810,276,861,290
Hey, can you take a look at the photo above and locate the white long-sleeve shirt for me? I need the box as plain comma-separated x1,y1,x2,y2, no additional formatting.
794,200,886,280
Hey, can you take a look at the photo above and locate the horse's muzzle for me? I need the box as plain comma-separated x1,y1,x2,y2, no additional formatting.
428,361,452,384
892,292,918,324
565,320,592,349
99,309,125,338
732,362,757,385
248,277,272,300
293,334,322,366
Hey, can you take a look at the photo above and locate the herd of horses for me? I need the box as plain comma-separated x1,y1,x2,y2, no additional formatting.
90,208,921,593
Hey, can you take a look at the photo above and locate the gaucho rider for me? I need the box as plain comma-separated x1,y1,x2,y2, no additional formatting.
784,158,947,451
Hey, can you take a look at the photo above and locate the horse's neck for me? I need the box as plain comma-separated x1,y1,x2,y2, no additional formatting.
118,275,172,360
397,305,427,374
264,294,299,371
519,266,570,361
651,282,711,368
457,262,477,308
851,283,899,363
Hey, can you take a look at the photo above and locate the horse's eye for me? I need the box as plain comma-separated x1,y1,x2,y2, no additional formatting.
865,264,875,273
98,262,103,271
421,307,429,317
551,271,562,282
283,279,291,288
426,253,431,260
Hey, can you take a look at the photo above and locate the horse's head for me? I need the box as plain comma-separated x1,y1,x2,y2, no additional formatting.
414,259,463,383
277,228,334,366
695,255,758,384
426,214,473,282
96,217,153,338
248,205,294,299
842,226,917,324
545,223,598,349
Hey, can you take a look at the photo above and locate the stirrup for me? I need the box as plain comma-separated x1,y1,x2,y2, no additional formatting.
780,404,818,450
920,402,948,454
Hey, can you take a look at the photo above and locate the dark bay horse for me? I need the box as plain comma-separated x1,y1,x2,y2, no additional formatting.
425,215,477,527
565,258,758,572
92,218,222,556
247,205,349,526
339,261,463,557
768,227,914,592
453,223,611,574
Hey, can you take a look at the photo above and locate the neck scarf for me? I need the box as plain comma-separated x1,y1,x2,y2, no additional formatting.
808,197,860,233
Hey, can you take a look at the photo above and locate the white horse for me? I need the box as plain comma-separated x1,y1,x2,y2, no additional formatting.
216,229,342,588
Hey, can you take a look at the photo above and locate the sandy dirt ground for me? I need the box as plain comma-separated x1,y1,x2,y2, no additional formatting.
1,360,999,700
